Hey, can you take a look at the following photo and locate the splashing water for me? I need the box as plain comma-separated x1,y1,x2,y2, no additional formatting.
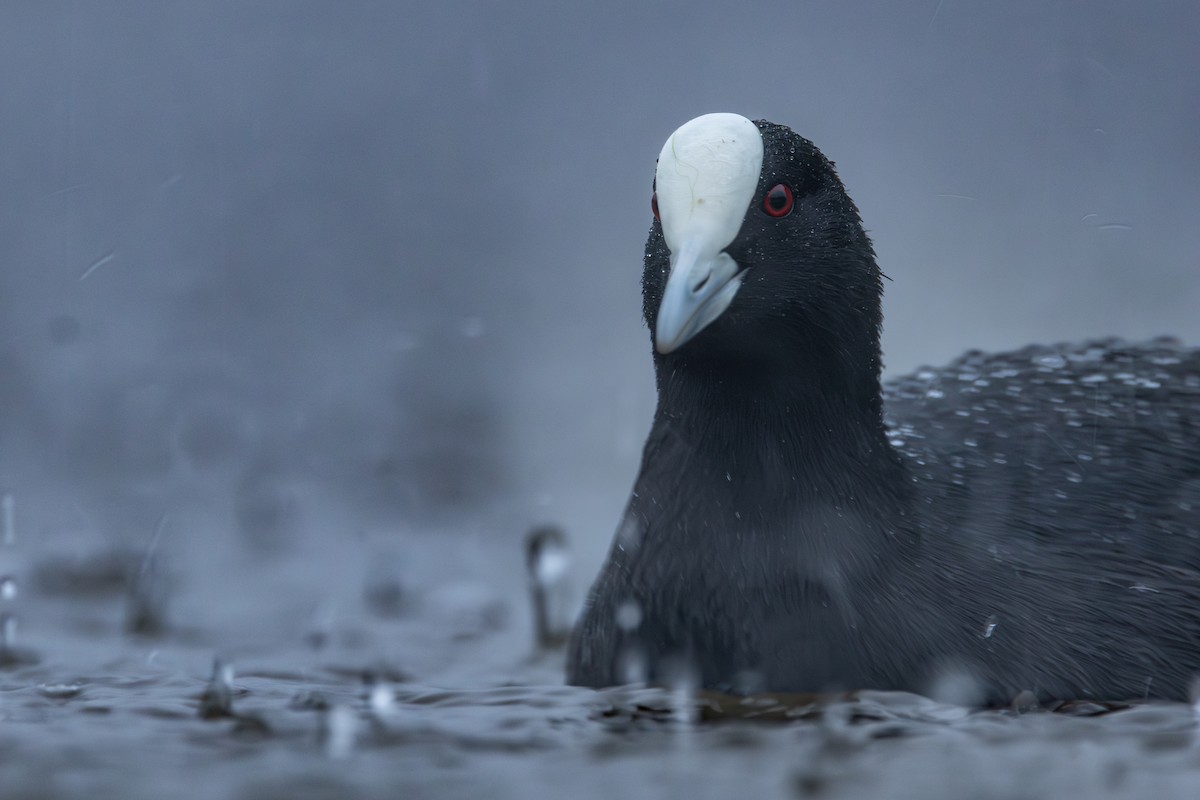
198,658,236,719
1,491,14,546
321,705,360,760
0,490,32,665
525,525,573,648
126,516,170,636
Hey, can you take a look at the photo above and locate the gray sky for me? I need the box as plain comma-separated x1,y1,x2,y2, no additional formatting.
2,2,1198,568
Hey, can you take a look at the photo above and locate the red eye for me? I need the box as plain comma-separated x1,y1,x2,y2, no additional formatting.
651,191,660,221
762,184,794,217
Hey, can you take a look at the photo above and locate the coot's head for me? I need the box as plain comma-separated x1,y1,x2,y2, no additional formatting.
644,114,882,374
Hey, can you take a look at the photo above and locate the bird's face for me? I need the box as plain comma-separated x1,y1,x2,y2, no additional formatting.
643,113,880,361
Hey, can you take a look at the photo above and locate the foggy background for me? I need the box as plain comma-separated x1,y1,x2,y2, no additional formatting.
2,1,1198,593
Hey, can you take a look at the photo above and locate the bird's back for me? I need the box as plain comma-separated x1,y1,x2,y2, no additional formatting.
885,337,1200,569
879,338,1200,701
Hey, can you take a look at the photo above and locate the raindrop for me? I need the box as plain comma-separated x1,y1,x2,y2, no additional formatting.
78,251,116,281
981,615,999,638
615,599,642,632
616,515,644,551
461,316,486,338
928,667,985,707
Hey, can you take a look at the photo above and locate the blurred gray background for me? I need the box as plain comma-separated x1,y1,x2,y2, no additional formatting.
2,1,1198,580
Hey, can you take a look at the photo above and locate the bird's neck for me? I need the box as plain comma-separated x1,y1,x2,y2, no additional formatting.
647,337,907,508
632,335,919,595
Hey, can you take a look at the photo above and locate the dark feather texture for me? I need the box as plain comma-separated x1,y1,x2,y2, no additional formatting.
567,120,1200,704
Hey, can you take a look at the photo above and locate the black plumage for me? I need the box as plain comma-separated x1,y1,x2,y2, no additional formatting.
567,117,1200,704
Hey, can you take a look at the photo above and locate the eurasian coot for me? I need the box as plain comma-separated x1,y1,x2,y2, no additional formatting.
567,113,1200,705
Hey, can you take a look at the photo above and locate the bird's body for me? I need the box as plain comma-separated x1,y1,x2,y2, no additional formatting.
567,114,1200,704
